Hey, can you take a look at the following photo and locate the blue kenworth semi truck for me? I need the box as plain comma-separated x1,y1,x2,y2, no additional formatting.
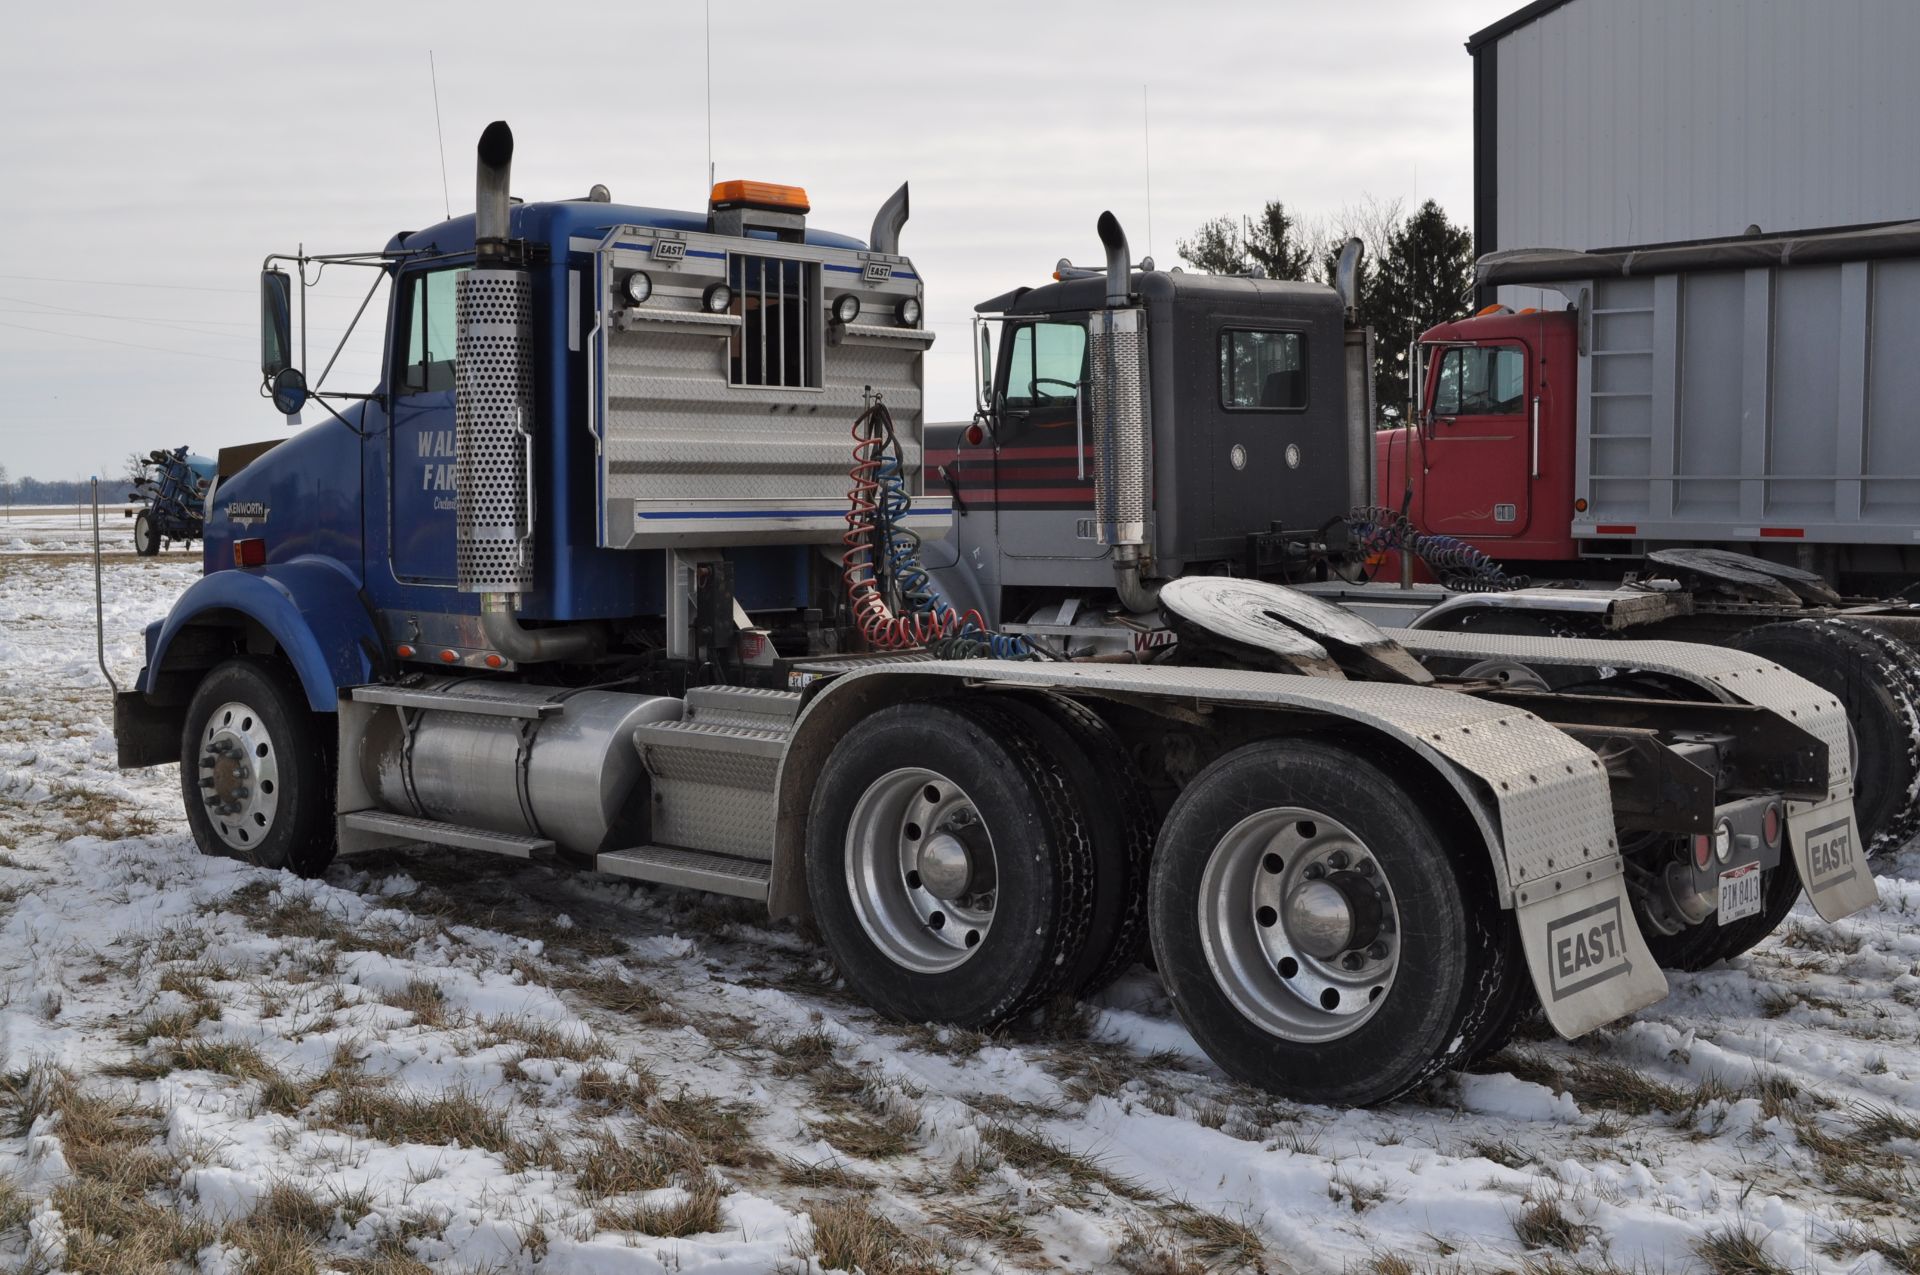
113,123,1871,1105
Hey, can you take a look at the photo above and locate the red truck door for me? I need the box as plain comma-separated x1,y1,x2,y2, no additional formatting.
1420,342,1532,539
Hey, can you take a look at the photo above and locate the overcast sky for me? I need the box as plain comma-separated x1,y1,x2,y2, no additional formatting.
0,0,1515,482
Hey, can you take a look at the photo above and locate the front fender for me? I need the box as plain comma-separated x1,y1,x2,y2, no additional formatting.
143,557,379,712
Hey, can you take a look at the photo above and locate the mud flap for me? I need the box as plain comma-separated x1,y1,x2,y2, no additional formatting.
1788,794,1876,921
1516,871,1668,1037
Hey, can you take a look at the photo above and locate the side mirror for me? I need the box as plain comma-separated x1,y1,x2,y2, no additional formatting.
260,269,294,378
974,321,994,412
270,367,309,417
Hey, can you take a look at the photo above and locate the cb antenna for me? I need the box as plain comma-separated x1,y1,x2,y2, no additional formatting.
1142,84,1154,261
429,51,451,220
705,0,714,190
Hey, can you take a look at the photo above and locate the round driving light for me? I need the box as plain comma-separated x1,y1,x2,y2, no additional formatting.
1713,818,1733,863
1763,802,1782,848
702,282,732,313
624,272,652,304
897,296,922,327
833,294,861,323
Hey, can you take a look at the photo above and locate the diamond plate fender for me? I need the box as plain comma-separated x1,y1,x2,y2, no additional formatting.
771,659,1668,1037
1391,628,1875,922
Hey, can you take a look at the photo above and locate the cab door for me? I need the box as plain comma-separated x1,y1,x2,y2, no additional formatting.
387,267,463,583
1420,342,1532,538
994,317,1102,562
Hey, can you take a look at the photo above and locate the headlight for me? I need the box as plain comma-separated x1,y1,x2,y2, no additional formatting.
624,272,652,304
833,294,861,323
703,282,732,313
896,296,922,327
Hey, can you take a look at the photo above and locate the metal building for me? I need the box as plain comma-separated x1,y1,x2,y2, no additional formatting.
1471,0,1920,263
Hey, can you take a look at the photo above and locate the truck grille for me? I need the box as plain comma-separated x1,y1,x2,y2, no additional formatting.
727,254,818,389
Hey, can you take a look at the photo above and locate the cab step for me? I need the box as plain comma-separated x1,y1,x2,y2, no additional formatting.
633,713,787,855
339,810,554,859
594,844,771,900
681,684,802,732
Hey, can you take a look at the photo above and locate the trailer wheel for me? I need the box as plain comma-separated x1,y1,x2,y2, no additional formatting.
133,510,160,557
1149,738,1509,1105
993,694,1157,996
806,700,1094,1027
1726,619,1920,854
180,658,336,877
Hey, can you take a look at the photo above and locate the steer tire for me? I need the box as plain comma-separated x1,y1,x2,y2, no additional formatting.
180,658,336,877
992,694,1157,996
1148,737,1511,1107
806,699,1095,1028
1726,619,1920,855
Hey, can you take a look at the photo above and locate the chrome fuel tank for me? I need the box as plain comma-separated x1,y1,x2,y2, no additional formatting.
358,679,682,854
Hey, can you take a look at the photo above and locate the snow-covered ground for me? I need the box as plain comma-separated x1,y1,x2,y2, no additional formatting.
1,550,1917,1275
0,503,159,557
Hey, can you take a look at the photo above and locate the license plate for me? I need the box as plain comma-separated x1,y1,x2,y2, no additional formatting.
1717,862,1763,924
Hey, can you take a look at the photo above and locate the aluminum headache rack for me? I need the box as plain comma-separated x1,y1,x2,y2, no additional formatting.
584,223,945,550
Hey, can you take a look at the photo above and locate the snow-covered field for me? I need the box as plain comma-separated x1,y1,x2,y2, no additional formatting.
0,504,157,557
1,548,1917,1275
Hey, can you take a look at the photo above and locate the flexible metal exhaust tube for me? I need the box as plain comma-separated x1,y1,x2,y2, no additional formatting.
1113,547,1161,613
475,120,514,264
1097,211,1131,306
869,182,909,255
1334,236,1364,318
480,594,606,663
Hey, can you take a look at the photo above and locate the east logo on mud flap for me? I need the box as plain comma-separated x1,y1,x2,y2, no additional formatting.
1804,817,1857,894
1546,897,1632,1000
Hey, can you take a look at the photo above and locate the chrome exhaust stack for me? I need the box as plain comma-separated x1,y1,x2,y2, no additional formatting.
1087,212,1158,612
1333,236,1363,320
456,121,603,662
869,182,910,255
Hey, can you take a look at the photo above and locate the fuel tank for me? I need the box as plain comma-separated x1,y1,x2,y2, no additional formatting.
358,678,681,854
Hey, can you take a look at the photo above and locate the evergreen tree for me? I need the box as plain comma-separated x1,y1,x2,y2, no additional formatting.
1367,199,1475,415
1176,201,1315,281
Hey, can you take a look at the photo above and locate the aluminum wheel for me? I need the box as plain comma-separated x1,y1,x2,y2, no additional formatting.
1196,806,1400,1043
845,767,998,974
195,700,281,853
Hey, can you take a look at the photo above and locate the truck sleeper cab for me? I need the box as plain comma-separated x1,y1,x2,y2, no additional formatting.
116,124,1871,1108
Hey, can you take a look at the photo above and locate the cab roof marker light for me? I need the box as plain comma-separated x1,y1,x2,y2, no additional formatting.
709,179,810,213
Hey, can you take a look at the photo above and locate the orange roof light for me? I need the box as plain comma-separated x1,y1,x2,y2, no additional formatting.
709,180,810,213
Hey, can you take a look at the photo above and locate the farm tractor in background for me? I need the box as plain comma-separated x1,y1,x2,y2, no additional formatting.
112,123,1873,1106
127,445,215,556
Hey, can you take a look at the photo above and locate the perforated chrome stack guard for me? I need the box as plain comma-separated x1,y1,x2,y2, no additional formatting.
1087,306,1150,549
455,268,536,592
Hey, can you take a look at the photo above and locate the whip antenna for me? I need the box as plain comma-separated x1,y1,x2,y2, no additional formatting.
1142,84,1154,260
429,51,451,220
705,0,714,190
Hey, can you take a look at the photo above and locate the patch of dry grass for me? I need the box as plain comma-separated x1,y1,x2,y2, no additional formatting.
573,1062,658,1116
521,960,684,1027
981,1122,1147,1201
318,1083,516,1155
776,1156,872,1190
476,1014,606,1063
809,1107,922,1160
379,979,449,1028
1112,1219,1208,1275
928,1197,1044,1259
595,1176,727,1238
224,881,415,957
794,1197,942,1275
572,1129,678,1199
1159,1201,1269,1271
652,1090,769,1170
1694,1225,1789,1275
1511,1194,1593,1253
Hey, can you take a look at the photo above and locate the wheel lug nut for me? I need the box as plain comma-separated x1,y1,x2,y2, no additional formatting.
1327,850,1350,870
1355,859,1375,878
1367,941,1389,960
1341,951,1365,971
1303,864,1326,881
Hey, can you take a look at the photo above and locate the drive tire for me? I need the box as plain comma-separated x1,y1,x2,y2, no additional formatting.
180,658,336,877
133,510,160,557
992,694,1157,996
1148,738,1510,1106
1727,619,1920,855
806,699,1094,1028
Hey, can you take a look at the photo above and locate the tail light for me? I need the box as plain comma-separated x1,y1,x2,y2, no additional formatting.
1692,834,1712,869
1762,803,1783,848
